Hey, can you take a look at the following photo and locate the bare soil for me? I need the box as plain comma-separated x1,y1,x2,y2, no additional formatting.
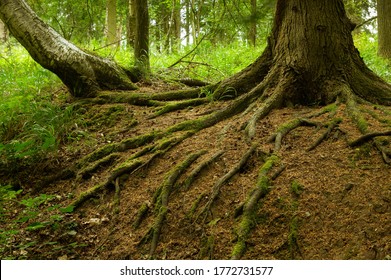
1,83,390,260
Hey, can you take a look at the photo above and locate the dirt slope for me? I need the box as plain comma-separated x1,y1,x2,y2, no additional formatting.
1,84,390,260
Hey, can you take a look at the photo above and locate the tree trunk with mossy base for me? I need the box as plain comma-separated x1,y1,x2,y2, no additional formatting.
0,0,137,97
214,0,391,107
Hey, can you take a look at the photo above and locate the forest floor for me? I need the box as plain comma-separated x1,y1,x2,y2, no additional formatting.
1,80,390,260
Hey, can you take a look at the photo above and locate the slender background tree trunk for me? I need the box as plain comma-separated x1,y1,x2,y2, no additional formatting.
106,0,118,46
377,0,391,59
127,0,136,48
249,0,257,47
134,0,150,74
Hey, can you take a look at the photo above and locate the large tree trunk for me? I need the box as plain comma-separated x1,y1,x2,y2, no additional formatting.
215,0,391,106
377,0,391,59
0,0,137,97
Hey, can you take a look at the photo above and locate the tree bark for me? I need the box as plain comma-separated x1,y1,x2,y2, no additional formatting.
215,0,391,106
134,0,150,74
173,0,182,49
0,0,137,97
0,19,8,43
126,0,136,48
106,0,118,46
377,0,391,59
249,0,257,47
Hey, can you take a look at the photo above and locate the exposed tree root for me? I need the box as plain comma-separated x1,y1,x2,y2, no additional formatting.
349,131,391,147
113,177,121,215
150,98,210,118
145,151,206,258
31,45,391,260
245,91,284,141
269,118,320,152
231,155,280,260
182,150,225,190
69,159,143,209
175,78,211,87
197,145,258,222
307,118,342,151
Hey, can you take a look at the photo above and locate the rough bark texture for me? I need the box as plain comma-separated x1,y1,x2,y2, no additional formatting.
0,19,8,43
0,0,137,97
134,0,150,73
249,0,257,47
126,0,136,48
106,0,118,45
215,0,391,106
377,0,391,59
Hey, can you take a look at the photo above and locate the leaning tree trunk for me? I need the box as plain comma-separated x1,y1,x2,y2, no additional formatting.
0,0,137,97
215,0,391,106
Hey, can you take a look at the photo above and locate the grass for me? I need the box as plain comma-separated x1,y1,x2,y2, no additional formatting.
91,40,266,84
0,44,83,171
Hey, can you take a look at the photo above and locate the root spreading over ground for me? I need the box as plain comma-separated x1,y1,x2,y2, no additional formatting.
1,68,390,260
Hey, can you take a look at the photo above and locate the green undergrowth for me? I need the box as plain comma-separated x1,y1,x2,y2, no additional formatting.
0,45,82,171
91,40,266,84
92,33,390,84
0,184,81,259
354,33,391,82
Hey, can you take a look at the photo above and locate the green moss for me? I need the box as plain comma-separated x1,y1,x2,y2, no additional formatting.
231,240,246,259
121,131,160,150
112,158,142,174
346,99,368,134
187,194,204,218
257,155,279,179
276,119,302,134
288,216,299,257
291,180,304,197
77,153,121,180
352,143,373,161
77,143,119,168
321,103,338,114
356,116,368,134
231,156,280,259
237,214,255,238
